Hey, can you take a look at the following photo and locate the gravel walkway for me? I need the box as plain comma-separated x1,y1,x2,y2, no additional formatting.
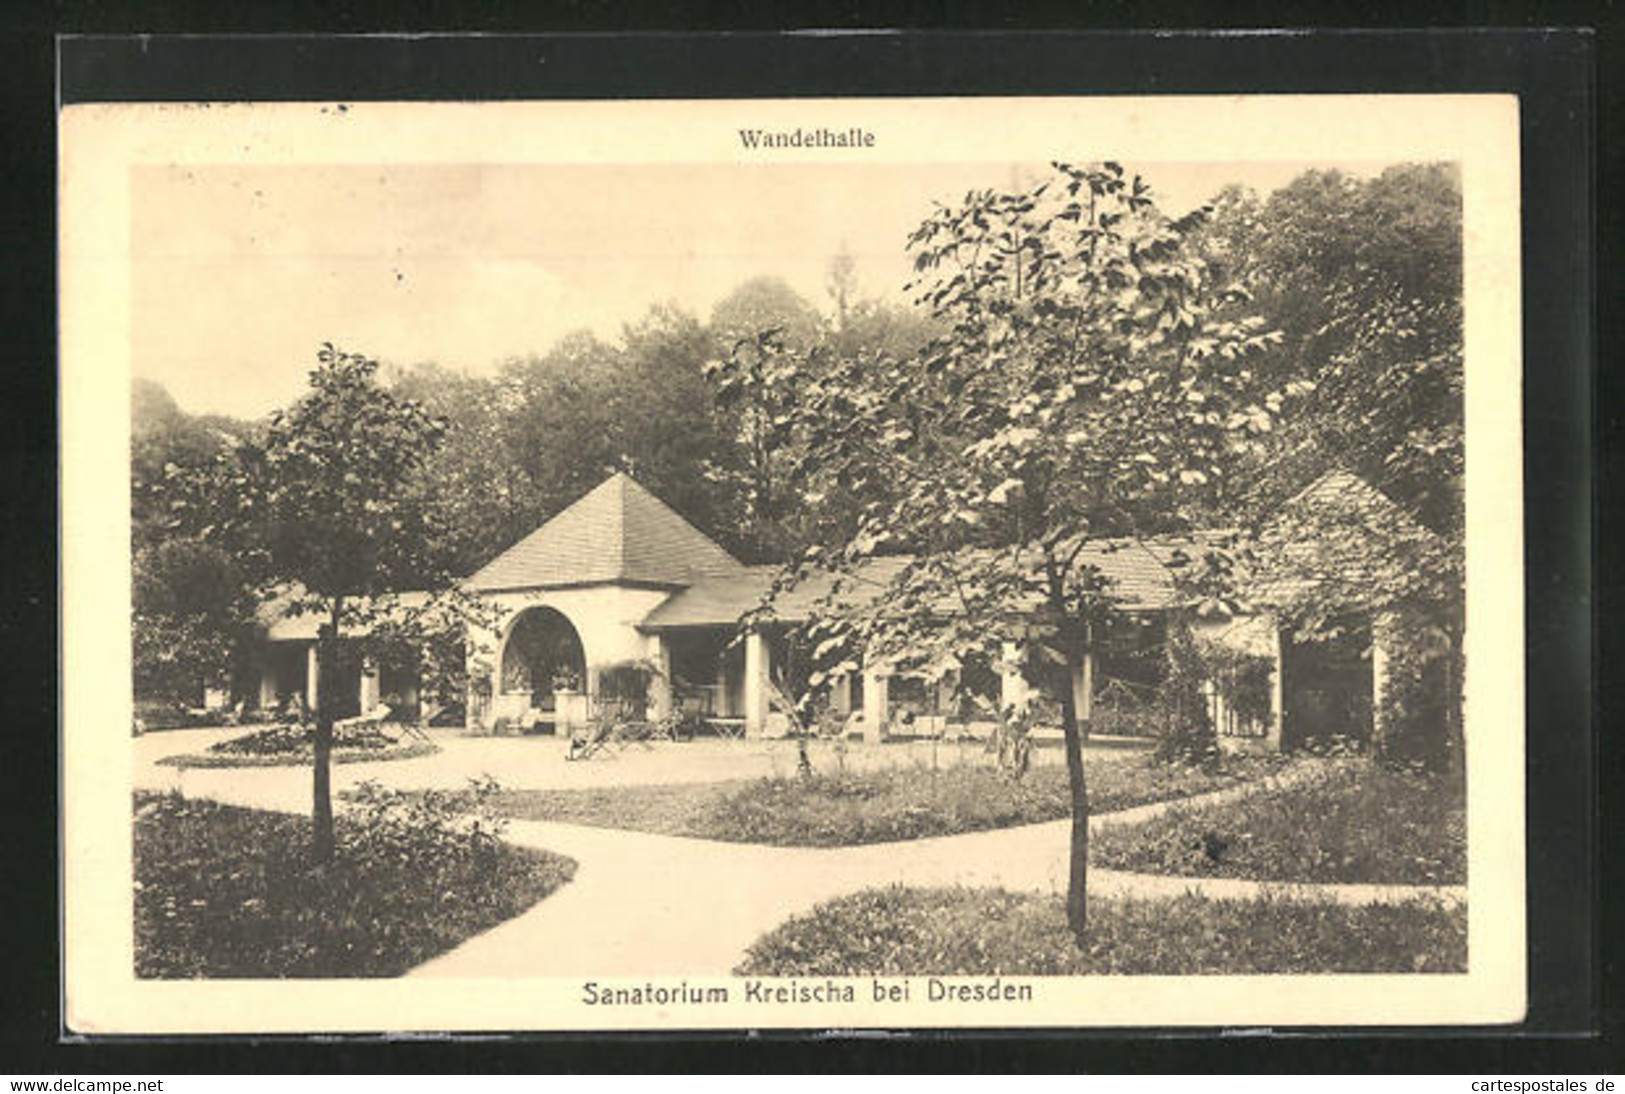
132,733,1464,978
407,766,1465,979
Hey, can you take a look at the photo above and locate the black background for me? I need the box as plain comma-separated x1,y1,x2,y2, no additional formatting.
2,18,1611,1074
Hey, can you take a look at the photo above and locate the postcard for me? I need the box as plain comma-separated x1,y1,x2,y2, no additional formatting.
60,92,1524,1033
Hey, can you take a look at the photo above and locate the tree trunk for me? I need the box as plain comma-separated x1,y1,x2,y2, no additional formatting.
797,726,813,781
312,708,335,862
1444,618,1465,776
311,598,341,863
1059,643,1090,945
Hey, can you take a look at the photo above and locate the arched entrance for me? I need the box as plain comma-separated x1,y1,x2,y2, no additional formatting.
500,606,587,713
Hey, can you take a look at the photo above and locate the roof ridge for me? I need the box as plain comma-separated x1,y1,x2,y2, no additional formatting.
610,473,630,579
463,471,745,592
616,471,745,570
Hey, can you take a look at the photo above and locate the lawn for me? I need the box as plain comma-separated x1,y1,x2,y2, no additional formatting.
133,790,576,977
491,753,1291,847
736,885,1467,976
1091,758,1466,885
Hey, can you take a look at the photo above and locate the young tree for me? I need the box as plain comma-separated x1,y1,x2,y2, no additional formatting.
212,345,449,861
757,163,1289,943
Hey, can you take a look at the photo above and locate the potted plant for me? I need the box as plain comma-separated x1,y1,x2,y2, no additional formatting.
551,665,587,731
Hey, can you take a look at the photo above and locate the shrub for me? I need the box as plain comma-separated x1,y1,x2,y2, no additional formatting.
492,752,1276,846
1091,757,1465,885
134,782,574,978
343,775,510,873
736,886,1467,976
1297,733,1367,759
983,708,1035,782
1151,624,1220,765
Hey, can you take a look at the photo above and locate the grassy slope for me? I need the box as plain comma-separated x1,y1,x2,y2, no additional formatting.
737,885,1467,976
493,755,1287,847
1091,759,1466,885
134,793,575,978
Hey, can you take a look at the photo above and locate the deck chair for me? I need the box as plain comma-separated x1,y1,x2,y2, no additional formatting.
565,695,628,760
610,720,657,750
377,697,439,744
335,704,392,745
598,695,657,751
565,717,617,761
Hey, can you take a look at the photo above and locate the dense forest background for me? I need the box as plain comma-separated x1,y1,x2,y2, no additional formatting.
131,163,1463,706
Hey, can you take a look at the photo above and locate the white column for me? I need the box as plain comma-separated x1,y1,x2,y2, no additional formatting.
1371,613,1393,751
475,625,501,730
359,659,381,714
744,630,770,737
648,634,674,720
1267,617,1285,750
830,672,852,715
305,644,320,712
1000,641,1029,715
259,662,278,709
862,669,889,744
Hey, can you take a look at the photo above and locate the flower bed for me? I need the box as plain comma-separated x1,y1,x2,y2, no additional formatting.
155,724,439,769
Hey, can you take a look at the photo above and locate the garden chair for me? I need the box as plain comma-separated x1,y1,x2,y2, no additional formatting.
564,694,627,760
395,702,437,744
335,704,392,747
610,720,657,750
565,717,617,761
710,717,747,740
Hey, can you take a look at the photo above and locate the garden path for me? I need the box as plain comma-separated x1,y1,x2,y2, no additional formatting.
132,728,1128,810
405,767,1466,979
132,736,1466,978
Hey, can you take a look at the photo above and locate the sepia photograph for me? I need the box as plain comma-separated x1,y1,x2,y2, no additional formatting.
58,94,1526,1032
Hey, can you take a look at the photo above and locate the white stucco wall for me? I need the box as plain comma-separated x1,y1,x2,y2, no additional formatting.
466,584,676,728
1193,612,1283,751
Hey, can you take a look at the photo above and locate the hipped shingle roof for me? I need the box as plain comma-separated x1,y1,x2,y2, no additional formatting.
463,472,747,592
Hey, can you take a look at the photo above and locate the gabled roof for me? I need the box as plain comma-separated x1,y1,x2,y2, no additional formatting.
639,536,1225,630
463,473,747,592
640,559,912,630
1245,470,1445,608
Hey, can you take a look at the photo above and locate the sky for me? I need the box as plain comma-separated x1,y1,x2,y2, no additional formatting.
132,159,1388,419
